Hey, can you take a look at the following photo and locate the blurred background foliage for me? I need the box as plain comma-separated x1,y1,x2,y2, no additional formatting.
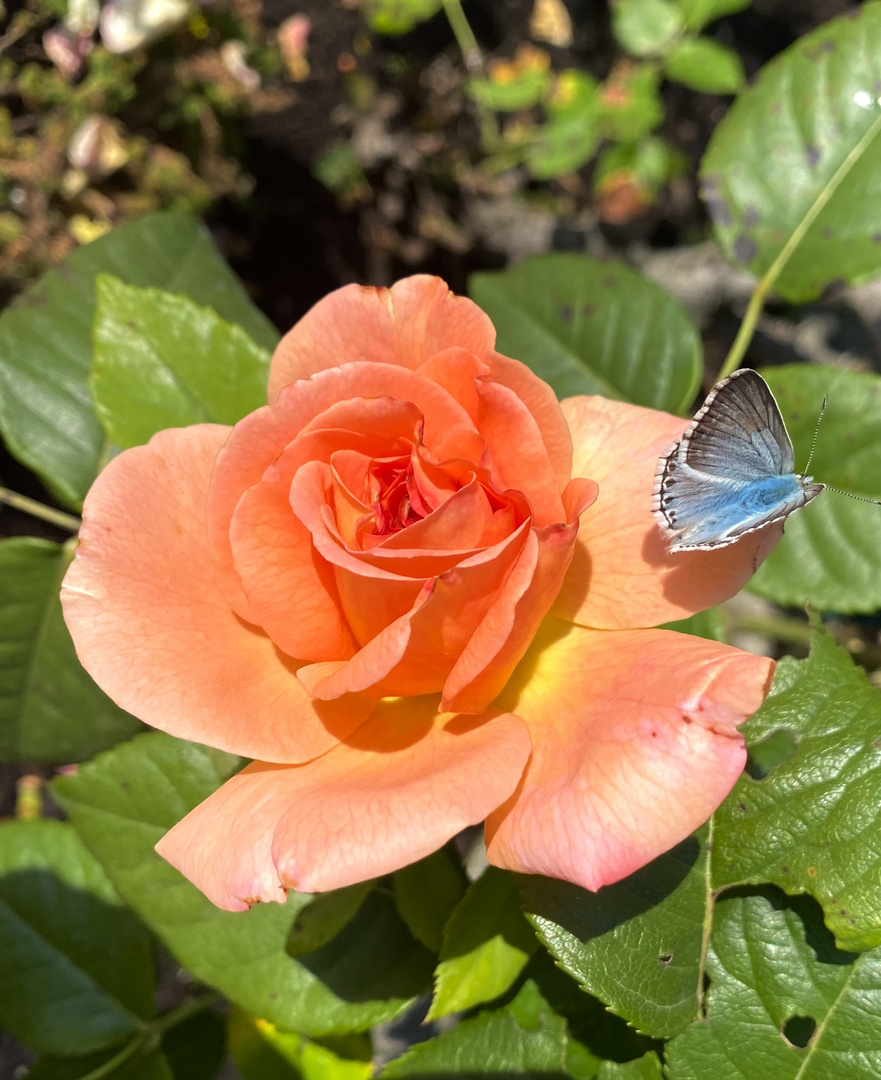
0,0,853,314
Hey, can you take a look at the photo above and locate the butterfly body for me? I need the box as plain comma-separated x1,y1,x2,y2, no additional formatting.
653,369,825,552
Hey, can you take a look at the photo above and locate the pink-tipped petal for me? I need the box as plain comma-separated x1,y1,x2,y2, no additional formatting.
61,426,371,763
156,699,533,909
268,276,498,402
485,617,773,890
555,395,784,630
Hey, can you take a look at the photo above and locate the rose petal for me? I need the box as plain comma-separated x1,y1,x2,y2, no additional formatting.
230,397,430,659
371,478,495,552
268,276,498,402
485,617,773,890
155,699,533,909
415,347,489,423
61,427,371,762
231,452,357,663
555,395,784,630
477,379,566,526
441,481,596,714
209,363,476,621
300,520,532,700
290,460,426,644
488,353,573,493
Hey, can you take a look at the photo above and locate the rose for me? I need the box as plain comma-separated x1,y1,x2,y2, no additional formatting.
62,275,774,910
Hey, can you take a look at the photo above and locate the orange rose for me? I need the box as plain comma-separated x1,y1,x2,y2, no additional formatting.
62,275,774,909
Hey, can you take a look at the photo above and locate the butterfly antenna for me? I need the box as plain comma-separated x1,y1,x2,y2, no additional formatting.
804,394,881,504
824,486,881,506
803,395,827,475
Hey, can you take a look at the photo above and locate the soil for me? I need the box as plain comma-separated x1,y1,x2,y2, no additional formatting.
208,0,859,327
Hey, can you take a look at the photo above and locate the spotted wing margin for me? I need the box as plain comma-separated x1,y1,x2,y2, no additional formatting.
678,368,795,479
656,471,825,552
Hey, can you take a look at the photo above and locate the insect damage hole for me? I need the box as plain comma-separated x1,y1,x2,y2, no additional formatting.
781,1014,817,1048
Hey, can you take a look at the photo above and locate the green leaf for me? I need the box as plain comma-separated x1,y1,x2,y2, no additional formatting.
599,1053,664,1080
54,732,429,1036
661,607,727,641
92,277,271,449
469,254,701,413
228,1007,372,1080
519,830,709,1038
597,62,665,143
611,0,684,56
700,3,881,302
525,116,599,180
392,846,467,952
524,71,600,179
298,889,433,1004
594,137,685,212
713,619,881,951
383,980,569,1077
286,881,375,956
676,0,752,32
664,38,745,94
0,819,154,1055
0,212,278,509
468,68,551,112
428,867,538,1020
26,1048,173,1080
666,891,881,1079
0,537,141,764
361,0,442,34
748,364,881,613
523,949,655,1075
160,1010,226,1080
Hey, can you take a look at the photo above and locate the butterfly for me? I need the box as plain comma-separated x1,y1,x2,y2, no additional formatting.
652,368,825,552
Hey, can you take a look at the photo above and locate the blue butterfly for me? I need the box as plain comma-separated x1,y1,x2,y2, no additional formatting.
652,368,825,552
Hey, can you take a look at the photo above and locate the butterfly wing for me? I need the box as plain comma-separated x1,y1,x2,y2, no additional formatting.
677,368,795,478
653,465,823,550
652,369,821,550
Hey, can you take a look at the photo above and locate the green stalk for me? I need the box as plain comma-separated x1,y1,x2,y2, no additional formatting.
441,0,500,149
0,486,81,532
74,994,220,1080
718,110,881,380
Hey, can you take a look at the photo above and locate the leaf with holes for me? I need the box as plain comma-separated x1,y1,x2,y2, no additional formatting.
713,618,881,952
666,891,881,1079
700,3,881,301
469,254,701,413
0,538,141,764
748,364,881,613
92,277,271,449
518,829,709,1038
